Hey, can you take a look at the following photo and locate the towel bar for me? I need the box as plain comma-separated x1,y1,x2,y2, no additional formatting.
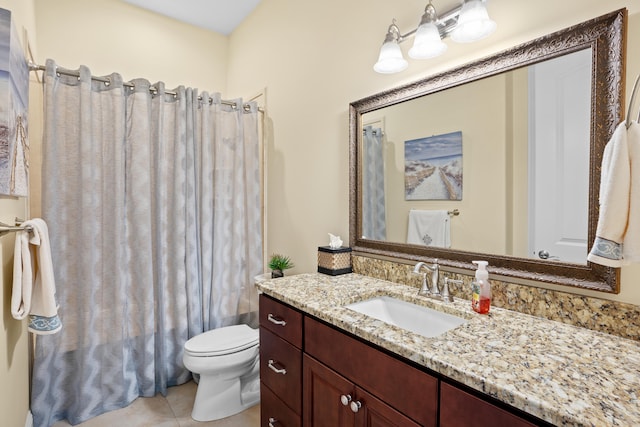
0,218,33,237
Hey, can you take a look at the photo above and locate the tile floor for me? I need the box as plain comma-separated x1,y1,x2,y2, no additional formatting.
52,381,260,427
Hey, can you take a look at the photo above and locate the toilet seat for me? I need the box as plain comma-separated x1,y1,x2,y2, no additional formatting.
185,324,259,357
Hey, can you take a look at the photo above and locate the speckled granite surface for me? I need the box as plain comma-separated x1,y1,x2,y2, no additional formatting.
256,273,640,427
352,255,640,341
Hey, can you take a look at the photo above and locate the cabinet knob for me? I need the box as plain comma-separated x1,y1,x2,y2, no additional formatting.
340,394,352,406
350,400,362,413
267,313,287,326
268,417,279,427
267,359,287,375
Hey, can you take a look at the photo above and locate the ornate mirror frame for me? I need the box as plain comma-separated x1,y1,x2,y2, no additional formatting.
349,9,626,293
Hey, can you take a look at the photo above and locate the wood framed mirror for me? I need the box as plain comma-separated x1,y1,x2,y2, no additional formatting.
349,9,626,292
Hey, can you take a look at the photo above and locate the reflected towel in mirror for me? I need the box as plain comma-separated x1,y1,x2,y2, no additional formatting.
406,210,450,248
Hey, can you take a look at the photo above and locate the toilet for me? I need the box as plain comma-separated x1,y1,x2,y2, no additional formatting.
183,324,260,421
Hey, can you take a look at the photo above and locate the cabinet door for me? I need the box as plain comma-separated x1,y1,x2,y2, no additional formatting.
305,317,437,426
303,354,355,427
440,382,538,427
354,387,421,427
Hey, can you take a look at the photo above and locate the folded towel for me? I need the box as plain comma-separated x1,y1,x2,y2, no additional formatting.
588,121,640,266
11,218,62,334
407,210,450,248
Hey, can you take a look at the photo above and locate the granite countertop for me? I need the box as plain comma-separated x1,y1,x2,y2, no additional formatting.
255,272,640,427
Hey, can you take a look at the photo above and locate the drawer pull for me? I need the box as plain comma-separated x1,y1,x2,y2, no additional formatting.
268,417,279,427
350,400,362,413
340,394,352,406
267,359,287,375
268,313,287,326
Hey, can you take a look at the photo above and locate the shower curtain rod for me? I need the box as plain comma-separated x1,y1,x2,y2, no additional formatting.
29,62,257,112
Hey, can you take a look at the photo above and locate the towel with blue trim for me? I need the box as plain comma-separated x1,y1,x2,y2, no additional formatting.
588,121,640,267
11,218,61,334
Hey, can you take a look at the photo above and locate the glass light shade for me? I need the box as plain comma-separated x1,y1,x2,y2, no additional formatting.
450,0,496,43
374,41,409,74
408,22,447,59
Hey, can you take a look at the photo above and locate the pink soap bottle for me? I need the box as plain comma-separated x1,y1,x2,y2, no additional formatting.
471,261,491,314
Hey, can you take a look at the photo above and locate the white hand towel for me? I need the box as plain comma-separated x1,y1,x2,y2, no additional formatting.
11,218,62,334
588,121,640,267
407,210,451,248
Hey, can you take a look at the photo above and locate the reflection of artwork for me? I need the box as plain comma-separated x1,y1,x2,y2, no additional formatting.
405,131,462,200
0,8,29,197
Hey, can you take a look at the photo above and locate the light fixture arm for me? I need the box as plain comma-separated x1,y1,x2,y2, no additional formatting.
394,2,465,43
391,0,492,44
383,20,403,44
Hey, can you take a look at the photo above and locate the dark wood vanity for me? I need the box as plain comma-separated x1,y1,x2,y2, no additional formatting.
259,294,547,427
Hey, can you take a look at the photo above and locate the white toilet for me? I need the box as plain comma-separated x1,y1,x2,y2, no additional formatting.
183,324,260,421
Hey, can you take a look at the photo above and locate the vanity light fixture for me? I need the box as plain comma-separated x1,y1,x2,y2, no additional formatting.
373,0,496,74
373,21,409,74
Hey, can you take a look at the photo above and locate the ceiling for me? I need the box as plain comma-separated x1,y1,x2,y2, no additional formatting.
120,0,262,36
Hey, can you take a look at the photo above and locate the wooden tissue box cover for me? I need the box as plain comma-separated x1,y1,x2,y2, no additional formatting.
317,246,352,276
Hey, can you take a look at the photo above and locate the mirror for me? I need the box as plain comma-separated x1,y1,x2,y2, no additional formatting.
350,9,626,293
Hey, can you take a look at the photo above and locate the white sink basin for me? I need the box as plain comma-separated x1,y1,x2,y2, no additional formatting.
344,296,467,338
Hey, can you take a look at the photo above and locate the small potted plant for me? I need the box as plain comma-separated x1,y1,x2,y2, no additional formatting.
269,254,294,278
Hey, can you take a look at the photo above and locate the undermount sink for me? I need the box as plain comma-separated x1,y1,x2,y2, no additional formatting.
344,296,467,338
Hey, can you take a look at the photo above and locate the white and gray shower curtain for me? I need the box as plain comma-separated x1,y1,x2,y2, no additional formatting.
31,60,263,426
362,126,386,240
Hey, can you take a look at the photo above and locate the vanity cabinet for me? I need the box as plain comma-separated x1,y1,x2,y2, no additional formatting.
259,294,546,427
259,295,303,426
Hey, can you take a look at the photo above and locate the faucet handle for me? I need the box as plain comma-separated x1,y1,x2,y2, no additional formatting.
417,272,430,296
442,277,463,302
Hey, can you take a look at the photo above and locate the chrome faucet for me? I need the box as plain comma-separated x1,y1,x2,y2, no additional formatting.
413,259,440,296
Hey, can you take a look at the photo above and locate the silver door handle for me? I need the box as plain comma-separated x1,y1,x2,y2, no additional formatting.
538,250,559,260
267,359,287,375
268,417,278,427
267,313,287,326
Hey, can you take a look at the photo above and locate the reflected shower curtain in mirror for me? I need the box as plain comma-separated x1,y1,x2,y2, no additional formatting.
31,60,263,427
362,126,386,240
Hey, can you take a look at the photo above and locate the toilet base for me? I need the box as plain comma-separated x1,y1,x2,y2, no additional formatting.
191,365,260,421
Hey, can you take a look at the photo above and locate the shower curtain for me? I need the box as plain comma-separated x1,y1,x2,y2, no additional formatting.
362,126,386,240
31,60,263,426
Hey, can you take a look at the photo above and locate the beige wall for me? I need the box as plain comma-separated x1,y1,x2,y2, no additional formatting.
227,0,640,304
33,0,228,91
0,0,37,425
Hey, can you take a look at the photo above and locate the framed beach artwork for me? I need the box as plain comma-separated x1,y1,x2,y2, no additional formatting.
0,7,29,197
404,131,462,200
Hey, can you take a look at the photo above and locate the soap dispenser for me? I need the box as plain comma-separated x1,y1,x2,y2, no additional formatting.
471,261,491,314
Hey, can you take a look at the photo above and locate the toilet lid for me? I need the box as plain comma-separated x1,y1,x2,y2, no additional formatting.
185,324,259,356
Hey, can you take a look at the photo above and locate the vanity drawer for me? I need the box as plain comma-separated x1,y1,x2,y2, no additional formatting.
440,382,538,427
260,382,301,427
305,317,438,427
260,327,302,414
260,294,303,348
